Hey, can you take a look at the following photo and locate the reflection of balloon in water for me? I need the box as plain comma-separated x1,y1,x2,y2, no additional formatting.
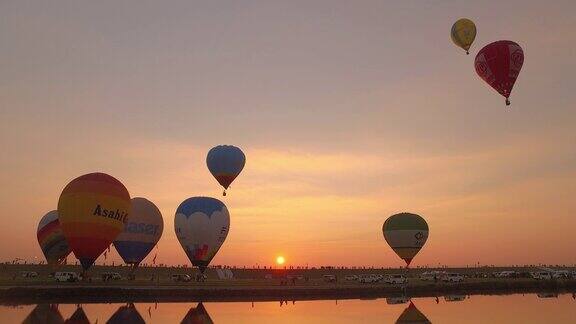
175,197,230,273
451,18,476,55
475,40,524,106
23,304,64,324
396,302,431,324
107,304,145,324
64,307,90,324
114,198,163,267
37,211,71,265
206,145,246,196
383,212,429,266
58,172,131,270
181,303,214,324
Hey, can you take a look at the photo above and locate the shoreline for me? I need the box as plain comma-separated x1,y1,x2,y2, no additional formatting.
2,279,575,305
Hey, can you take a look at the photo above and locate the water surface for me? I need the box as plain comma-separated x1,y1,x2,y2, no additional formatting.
3,293,575,323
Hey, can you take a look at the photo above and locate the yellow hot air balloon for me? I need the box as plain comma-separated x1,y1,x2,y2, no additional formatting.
58,172,131,270
451,18,476,54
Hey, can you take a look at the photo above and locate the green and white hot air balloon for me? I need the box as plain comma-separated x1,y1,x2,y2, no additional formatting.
383,212,429,267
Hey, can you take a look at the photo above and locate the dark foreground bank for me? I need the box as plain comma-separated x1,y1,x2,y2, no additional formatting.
2,279,575,305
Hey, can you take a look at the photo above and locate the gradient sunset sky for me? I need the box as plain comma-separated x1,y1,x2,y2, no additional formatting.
1,1,575,268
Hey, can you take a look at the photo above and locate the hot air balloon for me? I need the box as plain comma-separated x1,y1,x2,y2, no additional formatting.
181,303,214,324
206,145,246,196
37,211,71,265
451,18,476,55
475,40,524,106
23,304,64,324
383,212,429,267
114,197,163,269
107,304,145,324
396,302,431,324
175,197,230,273
58,172,131,271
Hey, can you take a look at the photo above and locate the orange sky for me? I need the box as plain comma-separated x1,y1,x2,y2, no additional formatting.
0,1,575,268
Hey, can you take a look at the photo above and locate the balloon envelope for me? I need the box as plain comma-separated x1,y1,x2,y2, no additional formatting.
396,302,431,324
206,145,246,193
451,18,476,54
383,212,429,266
114,197,163,266
175,197,230,273
181,303,214,324
37,211,71,265
107,304,145,324
475,40,524,105
65,307,90,324
58,172,131,270
23,304,64,324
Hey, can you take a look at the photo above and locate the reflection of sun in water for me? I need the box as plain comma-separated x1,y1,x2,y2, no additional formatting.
276,256,285,265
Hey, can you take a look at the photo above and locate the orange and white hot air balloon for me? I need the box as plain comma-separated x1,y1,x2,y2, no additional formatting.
58,172,131,270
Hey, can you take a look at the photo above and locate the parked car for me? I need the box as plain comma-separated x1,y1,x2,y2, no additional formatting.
419,271,445,281
494,271,519,278
171,274,192,282
344,275,358,281
386,297,410,305
101,272,122,281
385,274,407,285
444,295,467,302
473,272,488,278
530,272,552,280
54,272,80,282
20,271,38,278
552,271,570,279
358,274,379,283
323,275,337,283
442,273,464,283
538,293,558,298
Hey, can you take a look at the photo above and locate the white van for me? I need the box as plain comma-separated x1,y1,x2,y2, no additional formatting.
385,274,407,284
54,272,80,282
442,273,464,283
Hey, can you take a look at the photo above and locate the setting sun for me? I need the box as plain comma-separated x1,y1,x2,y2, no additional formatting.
276,256,285,265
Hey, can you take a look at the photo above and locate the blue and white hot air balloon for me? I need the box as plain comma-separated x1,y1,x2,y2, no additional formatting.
114,197,163,267
206,145,246,196
174,197,230,273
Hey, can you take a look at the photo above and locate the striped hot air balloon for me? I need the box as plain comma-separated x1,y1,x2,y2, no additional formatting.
58,172,131,270
114,197,163,267
206,145,246,196
174,197,230,273
37,211,70,265
383,212,429,267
